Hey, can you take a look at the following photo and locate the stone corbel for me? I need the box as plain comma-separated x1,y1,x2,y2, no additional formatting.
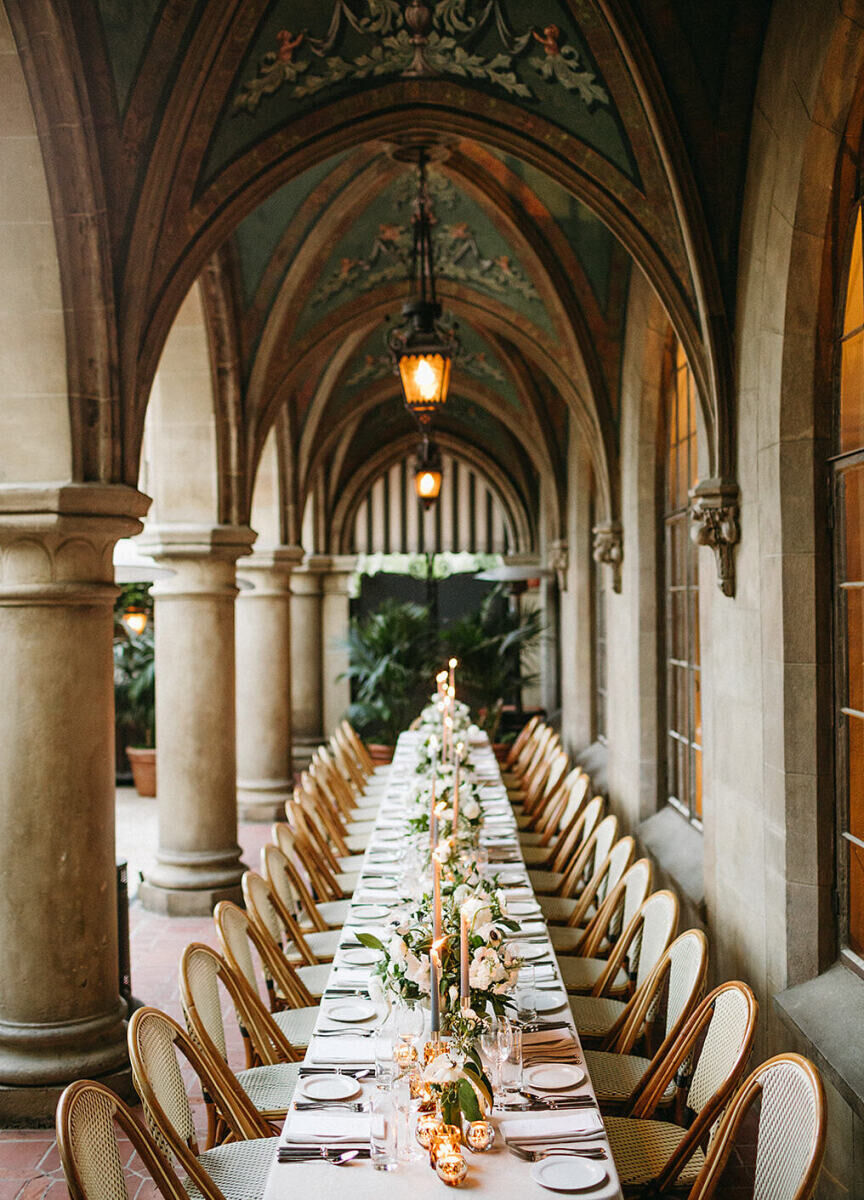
549,539,568,591
689,479,740,597
592,521,623,594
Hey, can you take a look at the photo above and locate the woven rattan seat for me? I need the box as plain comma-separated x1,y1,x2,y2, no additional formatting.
273,1005,318,1046
605,1115,705,1188
549,924,591,951
295,962,331,998
539,894,578,920
568,994,626,1036
583,1049,675,1104
188,1137,279,1200
315,899,351,926
560,956,628,994
234,1064,300,1115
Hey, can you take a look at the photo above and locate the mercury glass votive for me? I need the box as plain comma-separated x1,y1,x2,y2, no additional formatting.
424,1038,448,1065
429,1124,462,1167
435,1151,468,1187
395,1041,418,1071
416,1110,444,1149
465,1120,495,1152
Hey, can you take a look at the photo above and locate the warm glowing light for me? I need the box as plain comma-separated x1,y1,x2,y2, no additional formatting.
449,658,458,670
414,356,438,401
122,607,148,636
418,471,437,497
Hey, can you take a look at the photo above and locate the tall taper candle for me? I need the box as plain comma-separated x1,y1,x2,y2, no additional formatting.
433,856,442,941
460,908,470,1005
430,771,437,851
452,757,460,828
449,657,457,694
430,943,441,1034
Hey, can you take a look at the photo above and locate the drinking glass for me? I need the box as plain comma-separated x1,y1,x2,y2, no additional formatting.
500,1023,523,1096
374,1023,396,1087
480,1015,512,1102
515,964,537,1025
393,1073,423,1162
370,1090,398,1171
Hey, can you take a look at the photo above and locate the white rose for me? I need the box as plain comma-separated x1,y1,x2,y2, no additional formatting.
405,950,430,994
425,1058,463,1085
367,975,386,1008
469,954,494,990
389,935,408,963
454,883,471,906
495,889,510,916
461,797,480,821
461,896,493,931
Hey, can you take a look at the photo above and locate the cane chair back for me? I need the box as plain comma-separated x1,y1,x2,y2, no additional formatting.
608,924,704,1059
242,869,316,968
687,1053,826,1200
627,982,758,1192
57,1080,194,1200
579,858,654,959
295,780,350,858
214,898,313,1013
259,844,320,964
128,1007,270,1171
521,753,556,815
308,755,353,821
509,721,544,780
549,792,603,877
524,752,570,832
533,765,585,842
280,808,341,901
563,836,636,934
271,822,329,931
558,811,618,899
506,714,540,768
330,732,366,793
287,797,344,882
340,721,374,775
518,725,555,788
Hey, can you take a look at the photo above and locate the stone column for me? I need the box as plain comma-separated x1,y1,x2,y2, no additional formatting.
138,524,255,916
321,555,357,736
0,484,149,1123
290,557,326,760
235,546,303,821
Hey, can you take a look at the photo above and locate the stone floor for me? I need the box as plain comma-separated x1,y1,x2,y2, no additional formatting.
0,795,759,1200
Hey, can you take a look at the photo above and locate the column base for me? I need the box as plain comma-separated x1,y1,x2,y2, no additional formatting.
292,737,322,774
137,879,243,916
0,1065,137,1128
237,779,292,822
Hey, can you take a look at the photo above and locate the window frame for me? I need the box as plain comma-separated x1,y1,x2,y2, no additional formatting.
590,493,608,745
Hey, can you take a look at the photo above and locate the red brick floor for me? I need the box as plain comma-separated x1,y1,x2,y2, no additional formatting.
0,823,272,1200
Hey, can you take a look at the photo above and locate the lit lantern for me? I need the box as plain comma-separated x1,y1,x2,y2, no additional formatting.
414,437,443,509
122,605,148,636
387,150,459,424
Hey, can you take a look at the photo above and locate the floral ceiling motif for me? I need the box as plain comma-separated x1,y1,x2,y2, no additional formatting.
234,1,610,113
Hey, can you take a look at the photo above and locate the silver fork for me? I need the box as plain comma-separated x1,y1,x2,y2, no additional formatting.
507,1144,607,1162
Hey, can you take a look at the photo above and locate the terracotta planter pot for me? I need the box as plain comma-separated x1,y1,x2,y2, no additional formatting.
367,743,394,766
126,746,156,797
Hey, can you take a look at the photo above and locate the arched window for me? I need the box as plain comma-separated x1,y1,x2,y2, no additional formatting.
664,340,702,823
835,206,864,965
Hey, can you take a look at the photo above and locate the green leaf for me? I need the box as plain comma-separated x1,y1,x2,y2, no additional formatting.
462,1059,493,1109
355,932,386,952
458,1077,483,1122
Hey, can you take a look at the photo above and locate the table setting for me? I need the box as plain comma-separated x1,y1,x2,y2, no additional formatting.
262,664,623,1200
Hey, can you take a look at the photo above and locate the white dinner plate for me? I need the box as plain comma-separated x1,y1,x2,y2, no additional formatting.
324,999,379,1023
518,943,550,962
299,1074,362,1101
375,831,402,843
524,1063,586,1091
509,900,542,916
341,947,381,966
530,1157,607,1193
351,904,392,920
533,993,568,1014
363,878,397,890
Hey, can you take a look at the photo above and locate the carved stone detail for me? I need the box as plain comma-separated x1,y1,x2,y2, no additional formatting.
592,521,623,593
548,539,568,591
689,479,740,597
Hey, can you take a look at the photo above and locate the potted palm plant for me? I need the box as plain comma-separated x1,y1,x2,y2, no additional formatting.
340,600,437,761
439,585,543,745
114,626,156,796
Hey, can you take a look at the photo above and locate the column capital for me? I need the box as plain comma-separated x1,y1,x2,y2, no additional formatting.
0,484,150,600
320,554,358,595
236,544,304,592
139,522,257,563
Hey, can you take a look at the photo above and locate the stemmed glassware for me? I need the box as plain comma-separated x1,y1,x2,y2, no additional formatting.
480,1014,513,1105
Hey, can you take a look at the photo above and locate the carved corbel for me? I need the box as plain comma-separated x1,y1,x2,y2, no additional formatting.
690,479,740,597
592,521,623,594
549,539,568,591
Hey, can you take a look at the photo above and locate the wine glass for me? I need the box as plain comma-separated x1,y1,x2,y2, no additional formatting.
480,1015,513,1104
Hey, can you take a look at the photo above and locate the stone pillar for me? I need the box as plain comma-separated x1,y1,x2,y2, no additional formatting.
321,555,357,736
290,558,326,758
138,524,255,916
0,484,149,1123
235,547,303,821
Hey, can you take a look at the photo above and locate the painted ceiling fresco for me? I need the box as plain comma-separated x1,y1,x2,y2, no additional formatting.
200,0,636,186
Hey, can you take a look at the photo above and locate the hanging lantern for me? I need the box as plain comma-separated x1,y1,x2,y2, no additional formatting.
122,605,148,636
387,149,459,424
414,437,443,509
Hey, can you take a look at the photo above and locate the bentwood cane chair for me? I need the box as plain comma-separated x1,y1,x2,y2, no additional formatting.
128,1007,276,1200
583,928,709,1112
179,943,300,1131
57,1079,194,1200
241,869,332,996
555,857,653,987
604,981,759,1196
246,856,340,965
520,768,589,852
530,794,605,903
270,822,351,928
535,810,618,903
686,1053,826,1200
555,835,636,956
551,856,653,956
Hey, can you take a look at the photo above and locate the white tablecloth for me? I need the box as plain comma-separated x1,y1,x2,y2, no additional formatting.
262,730,624,1200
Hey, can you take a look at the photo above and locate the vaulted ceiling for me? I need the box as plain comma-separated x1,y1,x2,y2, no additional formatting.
7,0,770,542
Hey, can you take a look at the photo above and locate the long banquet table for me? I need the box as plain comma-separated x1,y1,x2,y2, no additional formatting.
262,730,624,1200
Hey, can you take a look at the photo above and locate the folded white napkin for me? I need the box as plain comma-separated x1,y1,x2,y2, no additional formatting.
282,1112,371,1145
309,1035,376,1065
499,1111,603,1142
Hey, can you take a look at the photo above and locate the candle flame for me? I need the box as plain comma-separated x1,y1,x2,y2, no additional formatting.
449,658,458,669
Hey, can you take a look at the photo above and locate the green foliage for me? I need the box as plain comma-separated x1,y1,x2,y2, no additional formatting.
114,626,155,749
340,600,437,744
439,586,543,741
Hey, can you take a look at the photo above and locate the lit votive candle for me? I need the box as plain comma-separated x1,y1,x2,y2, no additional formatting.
465,1120,496,1152
416,1111,444,1150
429,1125,462,1167
394,1041,418,1071
436,1151,468,1187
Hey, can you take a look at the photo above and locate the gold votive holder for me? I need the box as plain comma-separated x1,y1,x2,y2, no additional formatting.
465,1120,496,1152
395,1041,418,1071
416,1110,444,1150
429,1124,463,1167
410,1073,433,1101
424,1038,448,1065
435,1151,468,1187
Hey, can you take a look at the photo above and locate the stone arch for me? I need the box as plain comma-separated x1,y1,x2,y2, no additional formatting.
0,2,71,485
